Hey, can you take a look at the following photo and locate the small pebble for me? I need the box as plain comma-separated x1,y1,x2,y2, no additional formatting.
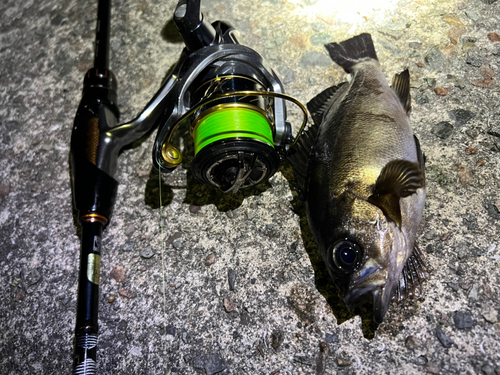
494,200,500,212
415,94,429,104
472,78,495,88
189,204,201,213
488,33,500,42
172,239,183,250
409,42,422,49
466,55,483,67
447,282,460,292
110,265,125,283
484,364,498,375
469,283,480,300
442,15,463,27
426,360,441,374
434,87,448,96
425,77,437,87
310,33,332,46
319,342,328,354
13,290,26,302
432,121,454,139
336,357,351,367
405,335,422,349
0,185,11,199
204,253,215,266
481,306,498,323
453,311,475,329
140,247,155,259
435,325,454,348
466,146,478,154
325,333,339,343
413,356,428,366
118,288,133,299
480,66,495,79
26,269,42,285
223,297,235,313
425,46,447,71
449,109,475,125
124,224,136,237
458,166,474,185
448,26,466,44
122,241,135,252
228,268,236,291
465,10,481,22
270,330,284,350
108,295,115,303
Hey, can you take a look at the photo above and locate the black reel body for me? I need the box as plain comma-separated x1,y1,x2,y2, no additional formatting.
120,0,306,193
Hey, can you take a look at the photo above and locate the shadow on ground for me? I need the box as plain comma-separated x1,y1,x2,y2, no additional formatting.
280,160,379,339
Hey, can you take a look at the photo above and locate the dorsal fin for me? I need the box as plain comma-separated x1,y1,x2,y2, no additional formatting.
368,160,424,225
395,244,429,303
324,33,377,73
391,69,411,115
306,83,345,125
286,123,319,200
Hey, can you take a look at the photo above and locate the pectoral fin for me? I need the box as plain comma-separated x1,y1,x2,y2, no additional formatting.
368,160,424,225
373,160,424,198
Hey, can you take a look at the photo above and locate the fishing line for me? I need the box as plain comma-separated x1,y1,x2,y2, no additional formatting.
158,167,169,374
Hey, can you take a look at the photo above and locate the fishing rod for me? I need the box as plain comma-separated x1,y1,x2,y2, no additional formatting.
70,0,156,373
70,0,307,372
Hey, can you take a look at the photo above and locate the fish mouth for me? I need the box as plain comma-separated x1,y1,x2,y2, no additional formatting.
371,288,393,324
343,276,395,324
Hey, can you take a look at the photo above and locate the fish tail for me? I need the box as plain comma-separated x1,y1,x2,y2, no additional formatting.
325,33,377,73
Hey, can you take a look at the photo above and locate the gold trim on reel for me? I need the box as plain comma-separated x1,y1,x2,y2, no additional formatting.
159,90,308,167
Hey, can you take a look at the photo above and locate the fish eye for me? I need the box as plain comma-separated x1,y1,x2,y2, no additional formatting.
331,239,363,273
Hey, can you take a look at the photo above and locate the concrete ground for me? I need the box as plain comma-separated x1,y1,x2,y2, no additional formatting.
1,0,499,374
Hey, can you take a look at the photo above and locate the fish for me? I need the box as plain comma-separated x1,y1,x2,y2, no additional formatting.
288,33,427,323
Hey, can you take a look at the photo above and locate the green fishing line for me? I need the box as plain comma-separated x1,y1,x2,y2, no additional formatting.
194,107,273,154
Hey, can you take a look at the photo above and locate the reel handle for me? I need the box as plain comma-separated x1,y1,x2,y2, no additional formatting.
174,0,219,51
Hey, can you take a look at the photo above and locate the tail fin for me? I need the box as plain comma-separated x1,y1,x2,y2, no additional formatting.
325,33,377,73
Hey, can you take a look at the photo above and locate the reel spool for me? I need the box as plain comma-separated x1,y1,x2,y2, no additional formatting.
189,74,278,193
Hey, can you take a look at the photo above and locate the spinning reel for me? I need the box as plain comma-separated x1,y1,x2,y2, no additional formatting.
126,0,307,193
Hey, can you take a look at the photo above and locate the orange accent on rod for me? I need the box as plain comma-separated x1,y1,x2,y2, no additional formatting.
80,214,108,225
